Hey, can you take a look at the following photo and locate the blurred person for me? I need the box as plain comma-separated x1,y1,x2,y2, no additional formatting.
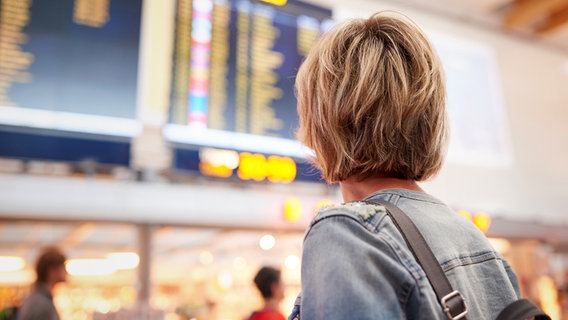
17,247,67,320
289,12,524,320
249,266,285,320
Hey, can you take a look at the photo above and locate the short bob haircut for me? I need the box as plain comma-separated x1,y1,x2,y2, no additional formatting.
295,12,448,183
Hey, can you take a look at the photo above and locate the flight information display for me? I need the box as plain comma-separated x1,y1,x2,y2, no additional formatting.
0,0,142,119
170,0,332,140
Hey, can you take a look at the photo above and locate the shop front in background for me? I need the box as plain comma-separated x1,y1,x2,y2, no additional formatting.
0,220,302,320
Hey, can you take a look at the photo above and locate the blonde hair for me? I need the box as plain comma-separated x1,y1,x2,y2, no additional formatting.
295,12,448,183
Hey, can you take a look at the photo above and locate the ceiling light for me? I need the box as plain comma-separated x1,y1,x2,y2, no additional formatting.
0,269,34,284
66,259,116,276
107,252,139,270
285,254,300,270
0,256,25,272
259,234,275,250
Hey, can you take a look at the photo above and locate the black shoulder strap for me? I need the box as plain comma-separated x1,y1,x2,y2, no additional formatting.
365,198,468,320
496,299,551,320
365,199,551,320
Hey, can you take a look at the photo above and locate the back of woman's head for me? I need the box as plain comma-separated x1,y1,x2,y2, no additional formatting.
296,12,448,183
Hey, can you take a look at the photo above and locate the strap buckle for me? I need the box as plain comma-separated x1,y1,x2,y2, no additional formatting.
440,290,468,320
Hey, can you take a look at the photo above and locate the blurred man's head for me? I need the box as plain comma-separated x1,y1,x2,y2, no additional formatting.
35,246,67,286
254,266,284,302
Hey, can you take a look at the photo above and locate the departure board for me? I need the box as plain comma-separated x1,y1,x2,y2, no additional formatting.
170,0,332,140
0,0,142,119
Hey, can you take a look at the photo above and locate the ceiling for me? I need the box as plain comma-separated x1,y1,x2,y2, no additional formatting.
391,0,568,53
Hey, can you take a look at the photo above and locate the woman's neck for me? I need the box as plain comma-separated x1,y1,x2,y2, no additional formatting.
339,176,424,202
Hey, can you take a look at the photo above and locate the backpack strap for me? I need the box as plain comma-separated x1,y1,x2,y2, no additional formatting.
365,199,468,320
496,299,551,320
365,199,551,320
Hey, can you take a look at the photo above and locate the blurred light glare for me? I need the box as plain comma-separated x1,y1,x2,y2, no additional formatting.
488,238,511,254
259,234,275,250
233,256,246,269
283,197,302,222
260,0,287,6
0,269,34,284
199,251,214,265
191,267,208,281
66,259,116,276
217,271,233,289
473,212,492,233
107,252,140,270
95,300,111,314
537,275,560,319
199,148,240,169
194,0,214,12
0,256,25,272
74,312,88,320
285,254,300,269
456,210,472,221
314,199,334,214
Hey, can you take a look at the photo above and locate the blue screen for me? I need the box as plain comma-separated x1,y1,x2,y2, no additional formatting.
170,0,332,140
1,0,142,119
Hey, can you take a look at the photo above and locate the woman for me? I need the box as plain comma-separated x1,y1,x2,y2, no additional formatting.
289,12,520,319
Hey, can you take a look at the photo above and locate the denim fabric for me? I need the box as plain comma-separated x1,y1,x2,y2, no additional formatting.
289,188,520,320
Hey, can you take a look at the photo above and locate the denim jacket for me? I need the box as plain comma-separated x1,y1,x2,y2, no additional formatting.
289,189,520,320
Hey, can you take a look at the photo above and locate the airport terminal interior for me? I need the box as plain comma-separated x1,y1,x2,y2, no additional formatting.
1,0,568,319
